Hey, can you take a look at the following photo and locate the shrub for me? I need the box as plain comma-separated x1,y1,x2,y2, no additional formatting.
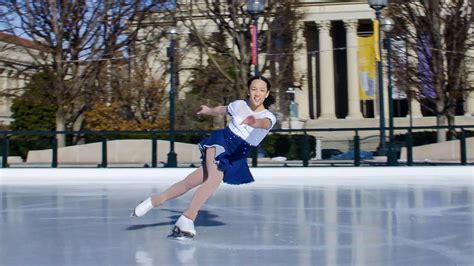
395,130,474,147
7,73,56,158
261,133,315,160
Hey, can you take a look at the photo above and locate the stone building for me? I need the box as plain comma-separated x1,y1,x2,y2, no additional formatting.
1,1,473,148
291,1,474,133
0,33,45,125
168,0,474,149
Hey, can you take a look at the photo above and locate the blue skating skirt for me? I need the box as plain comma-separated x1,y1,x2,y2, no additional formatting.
198,127,254,185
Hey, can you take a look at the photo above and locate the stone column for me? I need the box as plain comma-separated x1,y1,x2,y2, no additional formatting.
311,54,318,118
0,69,10,124
466,93,474,116
405,37,423,118
294,21,310,121
344,19,363,119
465,49,474,116
317,20,336,119
408,95,423,118
0,68,6,115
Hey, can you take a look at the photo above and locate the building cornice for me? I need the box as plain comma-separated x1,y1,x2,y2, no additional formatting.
0,32,50,52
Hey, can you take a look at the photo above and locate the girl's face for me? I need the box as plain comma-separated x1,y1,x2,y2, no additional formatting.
248,79,269,110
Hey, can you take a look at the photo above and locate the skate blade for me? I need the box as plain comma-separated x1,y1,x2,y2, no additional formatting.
168,226,195,241
167,234,194,241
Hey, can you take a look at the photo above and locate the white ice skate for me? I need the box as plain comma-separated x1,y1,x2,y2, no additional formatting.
168,215,196,240
131,197,153,217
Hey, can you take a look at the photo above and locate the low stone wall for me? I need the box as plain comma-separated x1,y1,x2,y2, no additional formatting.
0,156,23,163
400,137,474,161
26,139,201,164
2,167,473,186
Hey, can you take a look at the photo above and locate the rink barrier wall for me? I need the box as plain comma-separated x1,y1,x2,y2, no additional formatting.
1,125,473,168
1,166,473,186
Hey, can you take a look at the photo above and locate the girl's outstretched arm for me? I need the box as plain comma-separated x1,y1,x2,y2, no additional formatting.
197,105,228,117
241,115,272,129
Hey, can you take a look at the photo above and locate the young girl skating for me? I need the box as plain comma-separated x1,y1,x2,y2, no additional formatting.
132,75,276,239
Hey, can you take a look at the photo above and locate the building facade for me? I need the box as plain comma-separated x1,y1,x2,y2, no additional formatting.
168,0,473,148
1,1,473,145
291,1,474,135
0,33,44,125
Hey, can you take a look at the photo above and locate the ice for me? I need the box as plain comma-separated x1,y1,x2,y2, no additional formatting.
1,169,473,265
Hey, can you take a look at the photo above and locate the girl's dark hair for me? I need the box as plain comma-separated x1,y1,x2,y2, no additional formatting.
246,75,275,109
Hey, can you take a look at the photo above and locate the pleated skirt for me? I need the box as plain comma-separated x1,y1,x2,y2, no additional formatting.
198,127,254,185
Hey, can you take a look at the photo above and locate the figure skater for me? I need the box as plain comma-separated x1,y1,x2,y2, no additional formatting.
131,75,276,239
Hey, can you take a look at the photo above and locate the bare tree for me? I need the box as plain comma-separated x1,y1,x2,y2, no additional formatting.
167,1,303,116
1,0,163,146
389,0,473,142
106,56,170,130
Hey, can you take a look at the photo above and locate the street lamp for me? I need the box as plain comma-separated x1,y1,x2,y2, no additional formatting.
246,0,265,75
286,86,296,130
369,0,388,157
381,17,397,166
166,26,178,167
286,83,301,130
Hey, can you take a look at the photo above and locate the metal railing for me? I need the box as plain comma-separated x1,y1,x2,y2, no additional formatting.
1,125,472,168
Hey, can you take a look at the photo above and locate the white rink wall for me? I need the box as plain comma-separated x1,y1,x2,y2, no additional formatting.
1,166,473,187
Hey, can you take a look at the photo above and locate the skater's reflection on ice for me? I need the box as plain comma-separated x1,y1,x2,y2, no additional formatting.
176,245,197,265
135,250,153,266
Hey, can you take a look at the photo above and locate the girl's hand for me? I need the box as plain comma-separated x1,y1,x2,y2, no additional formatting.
241,115,256,126
197,105,211,116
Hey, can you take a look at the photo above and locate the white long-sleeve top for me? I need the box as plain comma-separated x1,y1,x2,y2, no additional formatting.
227,100,276,146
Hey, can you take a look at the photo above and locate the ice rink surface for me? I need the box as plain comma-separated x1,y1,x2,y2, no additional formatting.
1,167,473,266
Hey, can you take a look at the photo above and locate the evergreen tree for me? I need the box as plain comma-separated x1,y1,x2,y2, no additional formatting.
9,73,56,158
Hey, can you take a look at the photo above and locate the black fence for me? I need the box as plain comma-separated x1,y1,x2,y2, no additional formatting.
1,125,472,168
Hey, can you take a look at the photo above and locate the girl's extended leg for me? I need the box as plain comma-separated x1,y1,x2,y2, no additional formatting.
132,166,207,217
151,167,206,207
182,147,223,221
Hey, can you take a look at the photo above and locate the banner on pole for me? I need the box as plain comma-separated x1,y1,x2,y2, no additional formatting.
251,24,257,66
373,20,381,62
417,34,436,99
358,36,376,100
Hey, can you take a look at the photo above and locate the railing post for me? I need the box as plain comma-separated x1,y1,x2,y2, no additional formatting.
302,131,309,167
407,128,413,166
101,135,108,168
354,130,360,167
251,148,258,167
460,128,467,165
2,134,8,168
51,136,58,168
152,133,157,168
